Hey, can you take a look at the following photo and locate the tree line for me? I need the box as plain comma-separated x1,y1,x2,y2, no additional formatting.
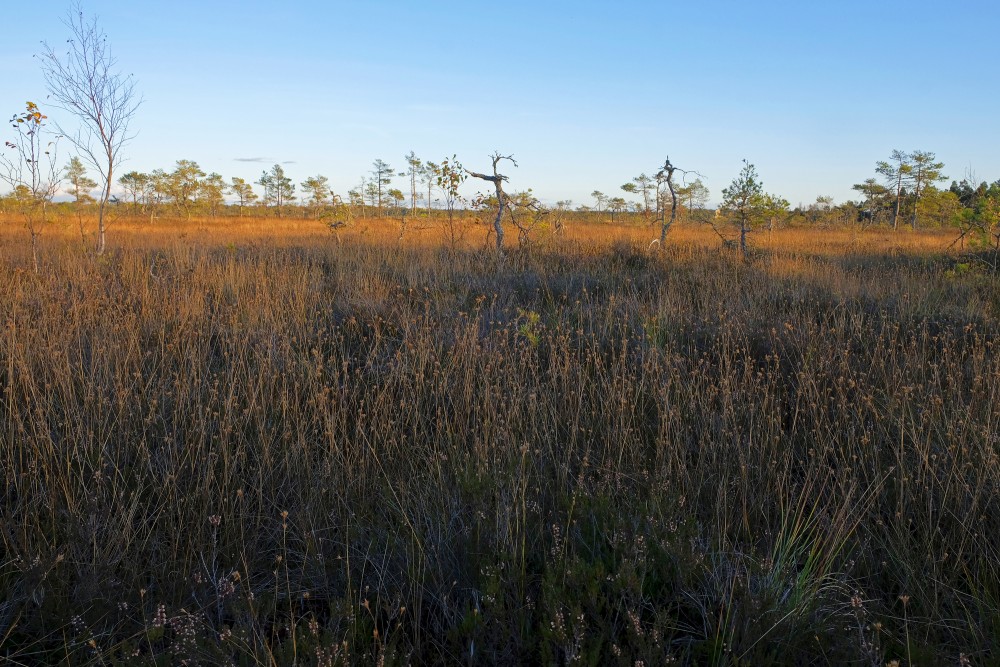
4,143,1000,258
6,143,994,231
4,5,1000,262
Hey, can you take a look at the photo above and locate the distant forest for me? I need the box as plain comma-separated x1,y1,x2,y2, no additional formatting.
5,124,1000,260
3,148,998,233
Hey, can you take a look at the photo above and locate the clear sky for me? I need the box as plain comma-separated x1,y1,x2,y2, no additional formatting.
2,1,998,208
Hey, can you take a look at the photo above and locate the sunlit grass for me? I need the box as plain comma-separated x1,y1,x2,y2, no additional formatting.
0,214,995,664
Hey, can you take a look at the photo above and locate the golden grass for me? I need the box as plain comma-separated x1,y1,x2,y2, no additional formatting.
0,213,996,664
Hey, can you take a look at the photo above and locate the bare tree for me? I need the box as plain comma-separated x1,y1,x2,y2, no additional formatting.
39,3,141,255
654,157,703,247
656,159,679,245
467,152,516,251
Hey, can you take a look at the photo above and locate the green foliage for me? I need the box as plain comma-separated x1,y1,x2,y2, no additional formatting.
168,159,206,217
369,159,394,215
951,184,1000,251
199,172,227,216
516,308,541,347
258,163,296,214
1,101,59,205
869,150,947,229
301,174,332,215
591,190,607,213
404,150,422,213
119,170,148,210
719,160,787,250
0,101,60,268
435,154,466,223
673,178,710,219
721,159,764,217
230,176,258,214
607,196,627,222
65,156,97,203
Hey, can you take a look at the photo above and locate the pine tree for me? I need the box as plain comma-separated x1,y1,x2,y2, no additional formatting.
65,156,97,203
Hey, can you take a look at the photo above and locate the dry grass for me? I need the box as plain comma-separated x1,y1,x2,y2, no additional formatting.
1,214,997,665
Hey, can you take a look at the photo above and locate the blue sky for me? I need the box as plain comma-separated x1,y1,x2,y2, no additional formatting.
2,1,998,208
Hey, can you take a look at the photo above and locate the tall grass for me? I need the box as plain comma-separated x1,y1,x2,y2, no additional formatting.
1,217,997,664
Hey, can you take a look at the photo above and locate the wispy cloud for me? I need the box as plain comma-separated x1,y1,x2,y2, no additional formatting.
233,157,272,163
281,160,297,165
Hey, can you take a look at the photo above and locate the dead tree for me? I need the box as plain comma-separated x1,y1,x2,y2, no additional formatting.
656,158,679,246
467,153,516,251
654,157,703,248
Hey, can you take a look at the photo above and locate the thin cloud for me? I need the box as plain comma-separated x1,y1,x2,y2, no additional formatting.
282,160,297,165
233,157,272,163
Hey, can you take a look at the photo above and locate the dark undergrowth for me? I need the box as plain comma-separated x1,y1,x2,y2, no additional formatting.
1,225,998,665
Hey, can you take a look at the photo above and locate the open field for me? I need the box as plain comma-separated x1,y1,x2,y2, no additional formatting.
2,216,999,665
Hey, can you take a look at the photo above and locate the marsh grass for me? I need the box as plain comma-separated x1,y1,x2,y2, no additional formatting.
1,216,997,664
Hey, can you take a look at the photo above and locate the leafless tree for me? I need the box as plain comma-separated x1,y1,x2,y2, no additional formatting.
38,3,141,255
654,157,703,248
467,152,517,251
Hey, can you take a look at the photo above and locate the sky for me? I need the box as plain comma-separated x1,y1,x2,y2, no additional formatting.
2,0,998,208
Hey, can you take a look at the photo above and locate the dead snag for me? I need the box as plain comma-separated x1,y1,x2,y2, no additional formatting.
467,152,517,252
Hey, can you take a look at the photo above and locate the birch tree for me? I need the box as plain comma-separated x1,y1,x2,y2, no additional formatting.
436,155,466,232
0,102,60,272
39,3,141,255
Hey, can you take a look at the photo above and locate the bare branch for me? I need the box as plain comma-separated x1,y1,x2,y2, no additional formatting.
468,153,518,251
37,2,141,254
